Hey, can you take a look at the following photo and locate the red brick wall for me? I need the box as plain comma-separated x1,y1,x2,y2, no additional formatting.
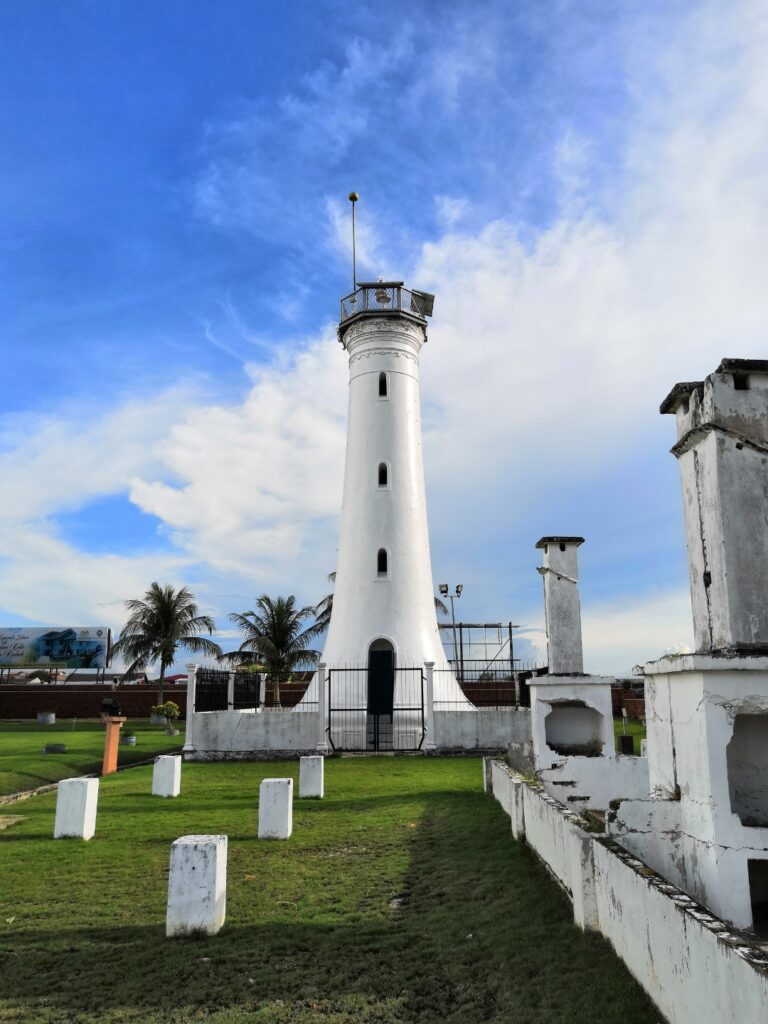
0,684,188,720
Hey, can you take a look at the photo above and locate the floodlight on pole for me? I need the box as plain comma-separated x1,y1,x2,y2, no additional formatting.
440,583,463,677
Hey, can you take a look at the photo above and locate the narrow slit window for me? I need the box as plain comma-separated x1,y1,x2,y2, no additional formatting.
377,548,388,576
378,463,388,487
378,372,388,397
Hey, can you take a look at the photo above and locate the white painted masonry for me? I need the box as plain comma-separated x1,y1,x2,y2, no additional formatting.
660,359,768,652
54,777,98,840
185,703,532,759
526,675,650,810
608,653,768,929
487,760,768,1024
299,756,324,799
535,536,585,674
152,755,181,798
530,675,615,763
433,706,530,752
307,283,469,711
258,778,293,839
185,708,319,760
166,834,227,937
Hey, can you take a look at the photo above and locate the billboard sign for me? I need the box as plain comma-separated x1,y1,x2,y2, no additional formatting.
0,627,111,668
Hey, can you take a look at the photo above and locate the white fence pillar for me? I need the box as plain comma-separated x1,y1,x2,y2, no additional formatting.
258,673,267,711
316,662,329,752
299,755,324,798
166,834,227,936
424,661,437,751
258,778,293,839
153,754,182,797
183,663,197,754
54,777,99,839
226,671,235,711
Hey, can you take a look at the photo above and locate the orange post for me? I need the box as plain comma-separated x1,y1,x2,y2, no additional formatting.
101,716,127,776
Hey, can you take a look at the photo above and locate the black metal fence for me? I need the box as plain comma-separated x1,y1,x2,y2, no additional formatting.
193,669,316,712
327,666,425,752
233,672,261,710
194,668,229,712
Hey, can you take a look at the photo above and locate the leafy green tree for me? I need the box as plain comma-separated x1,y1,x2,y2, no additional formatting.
224,595,323,705
111,583,222,703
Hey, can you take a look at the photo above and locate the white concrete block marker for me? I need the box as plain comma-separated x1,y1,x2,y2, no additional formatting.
54,777,99,840
299,756,324,799
166,835,227,937
258,778,293,838
152,755,181,798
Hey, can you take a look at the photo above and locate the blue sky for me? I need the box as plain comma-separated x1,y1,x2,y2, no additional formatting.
2,0,766,673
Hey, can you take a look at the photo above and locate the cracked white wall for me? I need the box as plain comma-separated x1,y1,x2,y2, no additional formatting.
608,655,768,929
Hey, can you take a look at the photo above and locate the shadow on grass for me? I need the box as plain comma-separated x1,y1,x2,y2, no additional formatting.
0,790,661,1024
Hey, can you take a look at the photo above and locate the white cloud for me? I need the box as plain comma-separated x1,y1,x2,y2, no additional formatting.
0,522,187,630
128,327,348,578
581,588,693,677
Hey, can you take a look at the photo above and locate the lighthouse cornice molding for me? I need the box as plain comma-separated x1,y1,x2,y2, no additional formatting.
342,316,426,361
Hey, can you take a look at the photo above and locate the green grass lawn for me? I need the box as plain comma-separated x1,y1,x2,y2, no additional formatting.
0,757,660,1024
0,721,185,797
613,716,646,752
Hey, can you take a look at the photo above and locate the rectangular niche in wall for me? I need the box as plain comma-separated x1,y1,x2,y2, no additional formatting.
748,860,768,933
727,714,768,827
544,701,604,757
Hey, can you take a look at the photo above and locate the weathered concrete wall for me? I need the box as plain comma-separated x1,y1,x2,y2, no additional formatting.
620,655,768,928
434,707,530,751
488,760,768,1024
663,361,768,652
592,839,768,1024
535,537,584,674
186,709,319,760
540,754,649,812
530,676,616,765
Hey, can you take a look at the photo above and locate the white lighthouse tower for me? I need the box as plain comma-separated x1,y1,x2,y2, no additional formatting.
311,277,470,748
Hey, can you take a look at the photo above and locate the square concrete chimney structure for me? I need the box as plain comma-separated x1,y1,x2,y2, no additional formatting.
660,358,768,653
536,537,585,675
528,536,651,811
608,360,768,931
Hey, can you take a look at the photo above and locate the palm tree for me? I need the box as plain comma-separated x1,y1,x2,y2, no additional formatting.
224,595,323,705
314,573,450,628
111,583,222,703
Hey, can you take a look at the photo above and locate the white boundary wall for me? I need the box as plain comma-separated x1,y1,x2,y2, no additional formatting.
486,759,768,1024
434,707,530,751
186,706,532,758
185,710,320,760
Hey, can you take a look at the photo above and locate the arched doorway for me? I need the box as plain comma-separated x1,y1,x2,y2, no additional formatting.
367,638,395,750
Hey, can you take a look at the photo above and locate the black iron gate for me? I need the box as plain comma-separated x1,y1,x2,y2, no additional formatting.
327,666,425,752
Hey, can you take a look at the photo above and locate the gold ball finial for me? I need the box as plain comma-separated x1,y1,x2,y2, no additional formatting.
348,191,359,202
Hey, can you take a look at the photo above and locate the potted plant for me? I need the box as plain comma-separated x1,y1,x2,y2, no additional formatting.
151,700,181,735
121,728,137,746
